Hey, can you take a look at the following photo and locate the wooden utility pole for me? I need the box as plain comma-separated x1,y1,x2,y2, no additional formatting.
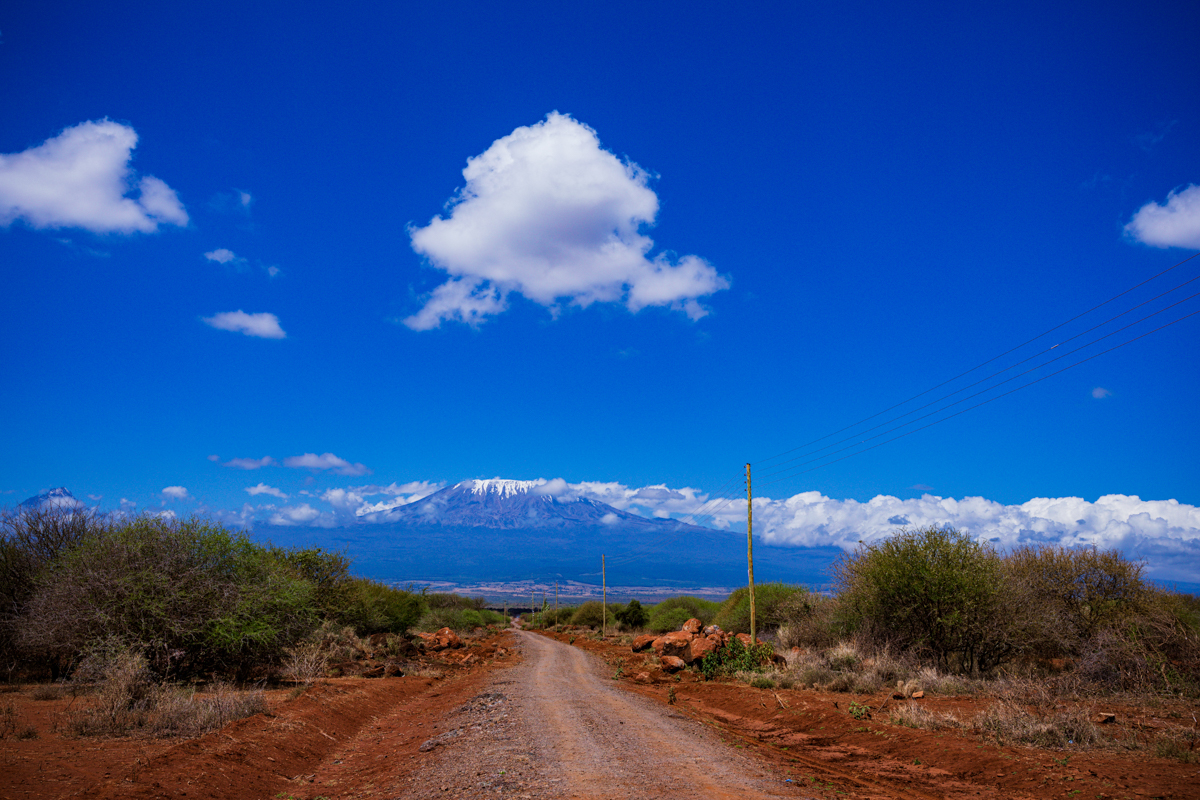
531,588,535,629
746,462,756,642
602,554,607,638
541,592,546,629
555,580,559,628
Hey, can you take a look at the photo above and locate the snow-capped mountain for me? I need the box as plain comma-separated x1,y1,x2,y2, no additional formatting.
381,479,672,530
19,487,85,511
255,477,837,589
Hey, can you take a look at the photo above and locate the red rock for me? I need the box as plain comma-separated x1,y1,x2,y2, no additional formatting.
434,627,463,650
910,690,924,699
735,633,756,648
702,624,722,636
681,618,703,634
686,636,719,664
660,655,686,673
658,631,693,659
632,634,657,652
633,672,652,684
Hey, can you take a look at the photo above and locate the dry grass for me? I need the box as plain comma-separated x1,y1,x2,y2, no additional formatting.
889,703,962,731
973,699,1100,748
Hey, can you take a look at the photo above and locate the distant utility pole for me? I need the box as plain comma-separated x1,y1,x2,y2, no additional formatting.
531,588,536,629
602,554,607,638
746,462,757,642
541,592,546,630
555,580,559,629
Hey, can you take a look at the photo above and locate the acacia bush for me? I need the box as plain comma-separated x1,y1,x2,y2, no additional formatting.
18,516,317,679
834,525,1010,675
0,506,110,671
713,583,808,634
615,598,649,630
645,596,720,632
337,578,424,635
568,601,624,629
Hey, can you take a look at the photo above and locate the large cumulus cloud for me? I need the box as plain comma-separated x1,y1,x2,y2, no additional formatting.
404,113,728,330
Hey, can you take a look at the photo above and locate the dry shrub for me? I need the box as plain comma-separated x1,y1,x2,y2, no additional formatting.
65,645,265,738
777,594,844,650
973,699,1099,748
916,665,978,696
67,647,154,736
282,639,330,683
30,683,64,701
889,703,962,731
1152,731,1197,763
781,639,917,693
0,699,16,738
143,682,267,738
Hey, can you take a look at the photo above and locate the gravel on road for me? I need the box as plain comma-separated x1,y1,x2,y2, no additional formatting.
398,630,809,800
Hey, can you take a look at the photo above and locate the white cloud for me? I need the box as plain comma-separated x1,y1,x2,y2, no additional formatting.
356,480,442,497
245,482,287,499
1092,387,1112,399
404,112,728,330
202,310,286,339
283,452,370,476
207,454,220,462
204,248,238,264
239,191,252,208
1124,184,1200,250
268,503,323,526
155,509,178,520
161,486,188,500
0,120,187,233
223,456,275,470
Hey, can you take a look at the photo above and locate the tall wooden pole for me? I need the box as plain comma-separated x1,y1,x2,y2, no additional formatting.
746,463,756,642
541,591,546,629
531,588,535,629
602,554,607,638
555,580,559,629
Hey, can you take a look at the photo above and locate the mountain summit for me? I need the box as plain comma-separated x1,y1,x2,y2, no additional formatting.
19,487,84,511
380,479,667,530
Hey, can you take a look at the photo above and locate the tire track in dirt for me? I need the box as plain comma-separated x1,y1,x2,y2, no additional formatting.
401,631,807,799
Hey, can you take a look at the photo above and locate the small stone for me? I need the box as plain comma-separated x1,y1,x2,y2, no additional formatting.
1094,712,1116,724
910,690,924,699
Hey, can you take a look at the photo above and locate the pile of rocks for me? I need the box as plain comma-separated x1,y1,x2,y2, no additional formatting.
630,618,761,673
414,627,464,652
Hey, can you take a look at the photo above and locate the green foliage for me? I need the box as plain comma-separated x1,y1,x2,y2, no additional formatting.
417,603,504,632
646,596,720,632
337,579,425,635
614,599,649,630
698,637,774,679
569,601,622,629
713,583,809,634
834,525,1009,674
847,701,871,720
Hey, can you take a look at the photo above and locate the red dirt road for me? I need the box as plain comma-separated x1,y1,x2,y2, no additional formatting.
2,629,1198,799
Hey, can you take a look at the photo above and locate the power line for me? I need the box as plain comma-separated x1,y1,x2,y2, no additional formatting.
759,303,1200,486
755,251,1200,468
758,287,1200,481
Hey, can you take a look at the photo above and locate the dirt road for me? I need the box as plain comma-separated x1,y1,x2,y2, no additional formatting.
399,630,804,799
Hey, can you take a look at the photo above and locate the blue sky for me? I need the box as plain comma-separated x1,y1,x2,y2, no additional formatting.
3,1,1199,581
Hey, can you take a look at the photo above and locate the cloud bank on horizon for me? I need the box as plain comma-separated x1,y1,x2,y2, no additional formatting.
404,112,729,330
179,475,1200,585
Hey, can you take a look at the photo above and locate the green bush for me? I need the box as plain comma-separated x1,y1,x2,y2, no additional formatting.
713,583,809,634
698,637,774,679
646,596,720,632
615,599,649,630
569,601,623,629
336,579,425,635
834,525,1010,674
17,516,316,678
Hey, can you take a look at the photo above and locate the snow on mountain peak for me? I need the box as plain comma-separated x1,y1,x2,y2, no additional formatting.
462,479,545,498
